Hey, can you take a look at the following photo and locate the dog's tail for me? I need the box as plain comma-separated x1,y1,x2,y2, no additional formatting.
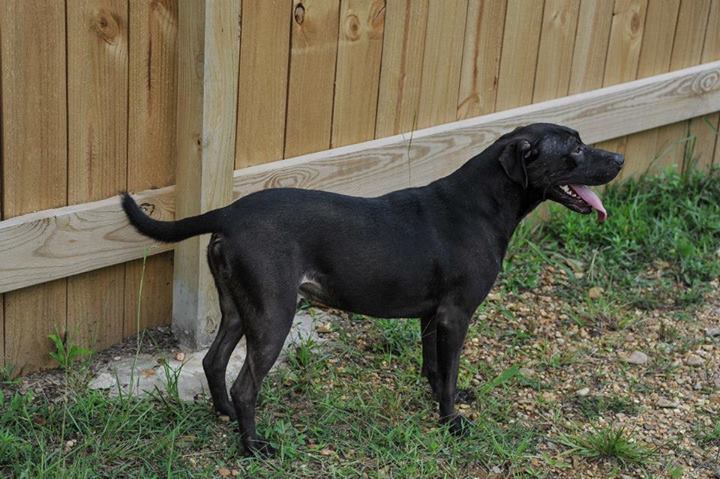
121,192,225,243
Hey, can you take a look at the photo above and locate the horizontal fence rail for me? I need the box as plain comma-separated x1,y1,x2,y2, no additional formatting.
1,60,720,294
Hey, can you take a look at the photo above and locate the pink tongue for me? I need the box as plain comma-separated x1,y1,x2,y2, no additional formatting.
570,185,607,222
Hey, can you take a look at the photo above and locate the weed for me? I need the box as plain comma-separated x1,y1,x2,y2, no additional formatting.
48,333,93,371
559,425,654,466
574,395,639,419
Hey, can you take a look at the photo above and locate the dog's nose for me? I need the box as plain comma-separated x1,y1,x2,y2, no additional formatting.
613,153,625,168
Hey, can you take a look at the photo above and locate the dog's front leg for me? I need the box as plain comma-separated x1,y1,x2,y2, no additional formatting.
420,315,441,399
435,304,472,436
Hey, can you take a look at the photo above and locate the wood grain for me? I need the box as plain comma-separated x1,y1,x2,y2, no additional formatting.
332,0,386,147
495,0,545,110
688,0,720,171
533,0,581,102
173,0,240,348
375,0,429,137
621,0,680,178
67,0,129,352
457,0,507,118
595,0,647,162
654,0,712,171
284,0,341,157
415,0,468,129
124,0,178,337
235,0,292,168
3,61,720,296
1,0,68,373
568,0,614,94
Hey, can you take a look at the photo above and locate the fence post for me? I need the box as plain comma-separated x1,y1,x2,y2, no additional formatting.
173,0,241,349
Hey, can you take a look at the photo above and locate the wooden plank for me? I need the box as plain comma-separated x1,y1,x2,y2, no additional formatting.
1,0,67,374
173,0,241,348
595,0,648,162
569,0,614,94
689,0,720,171
235,0,292,168
375,0,429,137
654,0,712,171
284,0,340,157
331,0,386,147
457,0,507,118
124,0,178,338
533,0,581,102
3,61,720,294
495,0,545,110
67,0,129,352
415,0,468,129
621,0,680,178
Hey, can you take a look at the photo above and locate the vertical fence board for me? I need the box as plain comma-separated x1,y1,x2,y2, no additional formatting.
235,0,292,168
457,0,507,119
689,0,720,171
375,0,428,137
124,0,178,337
332,0,386,147
67,0,129,351
594,0,647,158
173,0,241,348
568,0,614,94
285,0,340,157
654,0,712,171
1,0,68,374
415,0,468,129
533,0,580,102
495,0,545,110
621,0,680,178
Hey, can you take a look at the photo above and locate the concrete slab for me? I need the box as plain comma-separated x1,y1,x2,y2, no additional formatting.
89,310,322,401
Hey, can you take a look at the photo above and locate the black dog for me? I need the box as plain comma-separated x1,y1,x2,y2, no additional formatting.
122,123,623,456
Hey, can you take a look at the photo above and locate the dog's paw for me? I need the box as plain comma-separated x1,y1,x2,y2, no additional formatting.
243,438,277,458
455,388,476,404
445,414,474,437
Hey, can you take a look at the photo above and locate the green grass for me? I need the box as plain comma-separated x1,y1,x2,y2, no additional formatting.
502,167,720,308
559,426,655,466
1,167,718,478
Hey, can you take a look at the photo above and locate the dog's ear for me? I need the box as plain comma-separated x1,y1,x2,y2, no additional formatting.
498,139,532,189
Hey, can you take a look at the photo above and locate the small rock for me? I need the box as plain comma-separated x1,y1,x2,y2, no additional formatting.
113,356,121,361
576,387,590,397
316,322,332,334
542,392,557,402
218,415,231,422
623,351,649,365
686,354,704,366
490,465,503,474
175,352,186,362
588,286,604,299
319,448,333,456
705,327,720,337
218,467,232,477
657,398,679,409
519,367,535,378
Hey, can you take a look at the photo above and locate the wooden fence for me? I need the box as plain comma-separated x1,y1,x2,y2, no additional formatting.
1,0,719,375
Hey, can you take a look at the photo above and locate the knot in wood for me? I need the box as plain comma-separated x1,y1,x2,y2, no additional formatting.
294,3,305,25
91,8,120,44
344,13,361,41
693,70,720,94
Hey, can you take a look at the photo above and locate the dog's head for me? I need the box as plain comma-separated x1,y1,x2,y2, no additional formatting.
496,123,624,222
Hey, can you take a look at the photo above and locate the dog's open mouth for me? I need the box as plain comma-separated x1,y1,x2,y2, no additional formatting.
550,184,608,222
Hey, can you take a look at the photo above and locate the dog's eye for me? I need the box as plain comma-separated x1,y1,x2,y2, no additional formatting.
571,145,583,155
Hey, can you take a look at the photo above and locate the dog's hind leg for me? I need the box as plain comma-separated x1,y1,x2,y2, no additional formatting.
203,235,244,419
229,292,296,457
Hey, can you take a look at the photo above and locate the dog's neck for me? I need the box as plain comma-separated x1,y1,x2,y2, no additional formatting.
434,143,542,242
